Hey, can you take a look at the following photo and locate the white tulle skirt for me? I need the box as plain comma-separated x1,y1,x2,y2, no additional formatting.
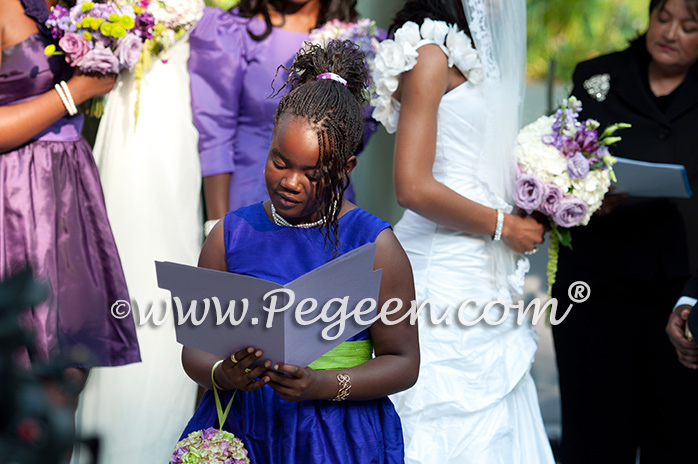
72,37,202,464
391,210,554,464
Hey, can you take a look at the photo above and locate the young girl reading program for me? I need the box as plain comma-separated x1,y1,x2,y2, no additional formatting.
176,39,419,463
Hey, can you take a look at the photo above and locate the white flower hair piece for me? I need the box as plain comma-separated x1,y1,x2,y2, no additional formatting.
370,18,483,133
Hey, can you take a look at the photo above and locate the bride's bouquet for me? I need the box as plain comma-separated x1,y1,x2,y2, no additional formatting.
45,0,156,116
513,96,629,294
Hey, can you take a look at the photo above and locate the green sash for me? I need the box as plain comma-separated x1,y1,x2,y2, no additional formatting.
308,339,373,371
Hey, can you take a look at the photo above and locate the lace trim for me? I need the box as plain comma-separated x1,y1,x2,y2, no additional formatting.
370,18,483,134
466,0,499,82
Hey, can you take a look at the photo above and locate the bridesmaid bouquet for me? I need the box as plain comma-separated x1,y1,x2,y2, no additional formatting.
513,96,629,294
171,364,250,464
308,18,382,98
45,0,156,116
170,427,250,464
131,0,204,125
139,0,204,58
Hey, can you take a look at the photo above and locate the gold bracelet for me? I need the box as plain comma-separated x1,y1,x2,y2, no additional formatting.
211,359,225,390
330,373,351,401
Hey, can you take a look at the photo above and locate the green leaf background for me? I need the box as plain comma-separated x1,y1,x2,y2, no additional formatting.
527,0,650,80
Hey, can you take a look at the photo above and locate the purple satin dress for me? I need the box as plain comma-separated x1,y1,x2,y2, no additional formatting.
0,32,140,368
189,8,382,212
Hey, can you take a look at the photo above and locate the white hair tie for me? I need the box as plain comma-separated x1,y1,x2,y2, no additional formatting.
316,72,347,87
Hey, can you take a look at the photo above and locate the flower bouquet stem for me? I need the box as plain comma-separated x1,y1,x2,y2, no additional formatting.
547,223,560,298
546,220,571,298
82,96,105,118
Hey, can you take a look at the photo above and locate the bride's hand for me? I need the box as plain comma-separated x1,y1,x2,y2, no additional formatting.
501,213,545,254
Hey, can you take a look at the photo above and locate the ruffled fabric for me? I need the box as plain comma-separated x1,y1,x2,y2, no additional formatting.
371,18,483,133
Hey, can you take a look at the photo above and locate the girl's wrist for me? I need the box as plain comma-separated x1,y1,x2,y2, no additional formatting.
212,360,231,390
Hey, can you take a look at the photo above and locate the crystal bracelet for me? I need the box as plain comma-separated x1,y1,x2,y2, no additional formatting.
493,209,504,241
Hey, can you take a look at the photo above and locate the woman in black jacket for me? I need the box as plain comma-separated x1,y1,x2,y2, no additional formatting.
552,0,698,462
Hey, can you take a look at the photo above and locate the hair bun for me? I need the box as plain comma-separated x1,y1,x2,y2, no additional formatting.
288,40,369,106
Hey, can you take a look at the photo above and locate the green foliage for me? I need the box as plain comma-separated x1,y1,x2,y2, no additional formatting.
527,0,650,81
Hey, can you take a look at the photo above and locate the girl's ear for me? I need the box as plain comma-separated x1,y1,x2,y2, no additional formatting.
344,155,358,177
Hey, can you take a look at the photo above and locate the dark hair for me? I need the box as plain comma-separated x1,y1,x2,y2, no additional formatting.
388,0,471,39
237,0,358,41
649,0,698,19
274,40,368,254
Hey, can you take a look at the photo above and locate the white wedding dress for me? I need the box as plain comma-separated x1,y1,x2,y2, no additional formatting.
389,80,554,463
371,13,555,463
72,36,202,464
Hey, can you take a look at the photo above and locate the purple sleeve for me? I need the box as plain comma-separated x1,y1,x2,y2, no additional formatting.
189,8,246,177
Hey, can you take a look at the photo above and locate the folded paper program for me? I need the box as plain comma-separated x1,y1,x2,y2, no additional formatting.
156,243,382,367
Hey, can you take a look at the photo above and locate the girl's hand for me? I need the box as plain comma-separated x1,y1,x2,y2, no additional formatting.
265,363,325,402
215,346,272,392
67,71,118,103
501,213,545,254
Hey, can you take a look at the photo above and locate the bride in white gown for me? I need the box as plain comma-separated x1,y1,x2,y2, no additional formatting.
73,6,204,463
372,0,554,462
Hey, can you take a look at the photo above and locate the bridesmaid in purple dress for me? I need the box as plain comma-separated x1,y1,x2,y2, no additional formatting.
0,0,140,381
189,0,381,234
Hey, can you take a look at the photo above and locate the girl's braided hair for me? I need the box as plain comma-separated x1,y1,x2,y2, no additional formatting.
274,39,368,255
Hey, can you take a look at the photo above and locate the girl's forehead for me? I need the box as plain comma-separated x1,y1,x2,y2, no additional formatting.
273,115,321,166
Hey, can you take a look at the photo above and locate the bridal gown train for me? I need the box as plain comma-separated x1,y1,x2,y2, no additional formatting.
389,80,555,463
72,37,202,464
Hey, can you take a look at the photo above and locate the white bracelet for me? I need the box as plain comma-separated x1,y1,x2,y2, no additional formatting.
59,80,78,116
54,83,77,116
204,219,221,237
493,209,504,241
54,83,74,116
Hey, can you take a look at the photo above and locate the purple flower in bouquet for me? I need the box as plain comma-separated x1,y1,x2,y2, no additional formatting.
135,12,156,40
171,448,187,462
114,34,143,70
201,427,218,441
46,5,72,39
553,197,588,228
58,32,89,65
560,137,581,157
567,152,590,180
513,173,545,214
574,129,599,153
79,47,120,74
538,183,563,216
